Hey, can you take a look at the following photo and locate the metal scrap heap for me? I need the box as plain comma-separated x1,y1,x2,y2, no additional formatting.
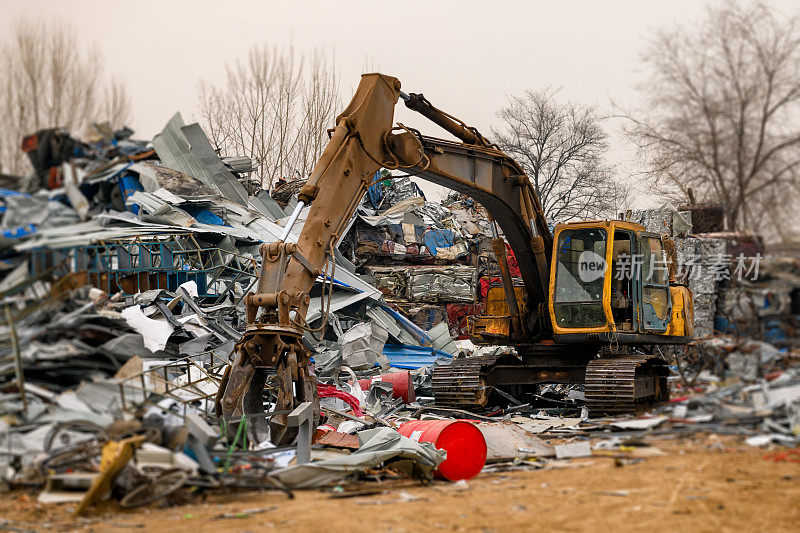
0,119,799,516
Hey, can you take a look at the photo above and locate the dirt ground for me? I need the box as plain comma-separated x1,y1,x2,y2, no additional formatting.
2,434,799,533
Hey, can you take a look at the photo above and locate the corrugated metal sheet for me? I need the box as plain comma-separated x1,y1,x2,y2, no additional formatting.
383,344,453,369
152,113,249,207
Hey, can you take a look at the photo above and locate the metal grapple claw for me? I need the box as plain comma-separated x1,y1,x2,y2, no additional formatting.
216,325,318,446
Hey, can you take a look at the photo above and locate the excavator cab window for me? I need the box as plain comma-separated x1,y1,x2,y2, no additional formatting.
611,230,636,331
553,228,607,328
639,233,671,332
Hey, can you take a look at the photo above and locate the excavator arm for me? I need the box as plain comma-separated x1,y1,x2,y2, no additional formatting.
387,131,552,332
217,73,553,444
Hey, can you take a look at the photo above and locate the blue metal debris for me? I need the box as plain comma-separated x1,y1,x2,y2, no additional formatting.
375,302,432,345
383,344,453,369
2,224,37,240
423,228,455,256
118,174,144,214
367,171,384,209
183,206,226,226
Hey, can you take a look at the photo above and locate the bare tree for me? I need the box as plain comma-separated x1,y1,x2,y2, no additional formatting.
624,1,800,233
198,46,339,190
0,18,131,176
492,88,628,222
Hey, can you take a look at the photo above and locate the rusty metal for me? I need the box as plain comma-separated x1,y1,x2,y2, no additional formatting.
584,355,670,415
431,353,501,408
217,74,402,445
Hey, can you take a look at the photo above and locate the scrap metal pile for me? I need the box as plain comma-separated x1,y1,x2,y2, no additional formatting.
0,117,799,515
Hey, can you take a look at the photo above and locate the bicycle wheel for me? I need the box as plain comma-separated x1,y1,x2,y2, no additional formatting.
119,469,188,508
44,420,109,453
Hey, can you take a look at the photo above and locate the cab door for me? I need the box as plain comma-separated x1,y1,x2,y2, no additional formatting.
637,233,671,333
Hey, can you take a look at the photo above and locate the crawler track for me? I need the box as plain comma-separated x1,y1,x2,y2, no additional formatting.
432,347,670,414
584,355,670,415
431,354,501,408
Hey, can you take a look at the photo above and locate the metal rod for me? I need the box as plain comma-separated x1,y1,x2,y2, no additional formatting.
279,201,305,241
323,406,393,428
5,305,26,415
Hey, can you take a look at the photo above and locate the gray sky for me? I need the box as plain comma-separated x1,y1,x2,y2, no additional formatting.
1,0,798,204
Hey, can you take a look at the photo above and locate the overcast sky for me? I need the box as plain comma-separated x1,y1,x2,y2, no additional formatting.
1,0,798,205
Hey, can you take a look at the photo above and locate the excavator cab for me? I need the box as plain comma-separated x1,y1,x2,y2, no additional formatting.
548,221,692,343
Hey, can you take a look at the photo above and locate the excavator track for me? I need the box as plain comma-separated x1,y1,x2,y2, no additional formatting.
433,349,670,414
584,355,670,415
431,354,501,408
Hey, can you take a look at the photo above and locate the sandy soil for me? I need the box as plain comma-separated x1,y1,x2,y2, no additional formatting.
2,434,799,533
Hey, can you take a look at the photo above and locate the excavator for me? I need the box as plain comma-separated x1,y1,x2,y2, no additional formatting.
215,73,694,445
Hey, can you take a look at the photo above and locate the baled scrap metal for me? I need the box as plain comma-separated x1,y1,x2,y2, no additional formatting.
370,267,478,302
673,235,730,336
718,284,793,324
695,237,727,264
382,176,423,205
358,197,426,227
368,267,407,300
365,265,416,299
626,204,692,238
407,266,476,303
449,206,492,238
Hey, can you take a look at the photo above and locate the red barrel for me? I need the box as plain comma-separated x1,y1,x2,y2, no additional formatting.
356,371,416,403
398,420,486,481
